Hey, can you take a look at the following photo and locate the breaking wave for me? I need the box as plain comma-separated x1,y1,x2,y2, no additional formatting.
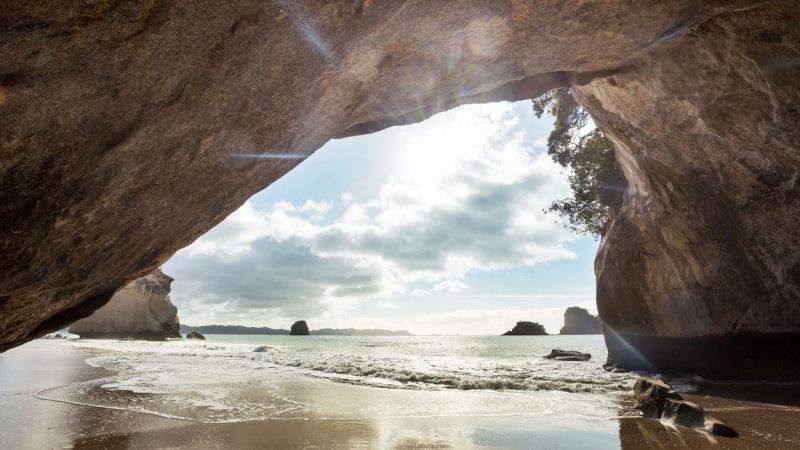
35,336,638,423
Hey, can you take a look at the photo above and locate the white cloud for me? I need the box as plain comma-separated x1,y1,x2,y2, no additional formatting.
165,102,577,329
299,200,332,216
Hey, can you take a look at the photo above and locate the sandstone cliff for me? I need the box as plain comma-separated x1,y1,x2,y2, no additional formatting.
69,269,180,339
574,3,800,379
1,1,799,380
560,307,602,335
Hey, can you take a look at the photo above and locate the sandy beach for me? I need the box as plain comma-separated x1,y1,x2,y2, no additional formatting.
1,339,799,449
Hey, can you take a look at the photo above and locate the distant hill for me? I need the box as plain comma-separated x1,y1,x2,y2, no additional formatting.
180,324,289,335
180,324,413,336
313,328,413,336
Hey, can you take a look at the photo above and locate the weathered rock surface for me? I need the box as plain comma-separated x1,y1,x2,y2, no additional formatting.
633,377,738,437
69,269,180,339
705,419,739,438
185,331,205,340
559,307,603,335
1,0,799,380
289,320,310,336
661,399,706,429
543,349,591,362
502,321,547,336
633,377,682,418
579,2,800,379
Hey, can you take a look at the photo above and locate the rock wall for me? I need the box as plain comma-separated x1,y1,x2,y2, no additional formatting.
69,269,180,339
1,0,799,379
560,307,602,335
575,3,800,379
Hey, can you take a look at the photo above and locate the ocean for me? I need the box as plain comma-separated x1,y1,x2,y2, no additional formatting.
4,336,799,448
37,335,638,424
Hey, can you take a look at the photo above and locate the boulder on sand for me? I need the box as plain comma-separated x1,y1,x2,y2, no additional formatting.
543,349,591,361
632,377,738,437
661,399,706,428
633,377,682,418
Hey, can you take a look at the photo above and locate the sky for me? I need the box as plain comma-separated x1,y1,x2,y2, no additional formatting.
163,100,599,335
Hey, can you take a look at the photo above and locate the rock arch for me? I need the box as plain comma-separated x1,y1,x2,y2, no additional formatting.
1,1,799,378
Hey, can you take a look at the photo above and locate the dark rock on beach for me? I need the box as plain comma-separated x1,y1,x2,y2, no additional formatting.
633,377,682,418
705,419,739,438
633,377,737,437
185,331,205,340
290,321,310,336
661,399,705,428
543,349,591,362
602,361,630,373
502,322,547,336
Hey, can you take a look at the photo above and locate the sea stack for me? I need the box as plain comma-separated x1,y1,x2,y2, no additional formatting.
559,307,602,335
502,322,548,336
290,320,310,336
69,269,180,339
185,331,205,340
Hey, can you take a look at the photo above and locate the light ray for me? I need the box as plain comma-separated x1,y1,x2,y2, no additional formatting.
603,324,657,373
276,0,336,64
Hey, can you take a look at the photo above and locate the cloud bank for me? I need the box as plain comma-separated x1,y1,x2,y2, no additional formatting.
165,102,578,330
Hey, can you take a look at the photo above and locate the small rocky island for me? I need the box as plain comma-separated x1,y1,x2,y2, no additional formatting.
289,320,310,336
502,321,548,336
559,307,603,335
69,269,180,339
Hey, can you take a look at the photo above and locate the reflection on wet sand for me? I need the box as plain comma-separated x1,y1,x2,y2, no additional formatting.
71,419,382,449
4,340,800,449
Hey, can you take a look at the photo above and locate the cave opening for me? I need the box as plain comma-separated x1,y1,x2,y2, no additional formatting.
161,99,602,337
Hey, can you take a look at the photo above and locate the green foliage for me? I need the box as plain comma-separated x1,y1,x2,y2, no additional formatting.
534,89,625,237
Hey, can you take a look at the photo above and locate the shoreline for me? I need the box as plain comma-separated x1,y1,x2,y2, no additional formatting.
2,339,800,449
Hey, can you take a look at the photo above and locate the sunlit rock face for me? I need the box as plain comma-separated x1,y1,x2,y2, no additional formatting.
69,269,180,339
576,2,800,379
0,0,798,379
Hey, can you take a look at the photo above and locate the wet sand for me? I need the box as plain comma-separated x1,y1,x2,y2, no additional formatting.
618,388,800,449
2,341,800,449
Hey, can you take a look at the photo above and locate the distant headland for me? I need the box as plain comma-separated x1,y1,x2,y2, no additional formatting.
181,323,414,336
